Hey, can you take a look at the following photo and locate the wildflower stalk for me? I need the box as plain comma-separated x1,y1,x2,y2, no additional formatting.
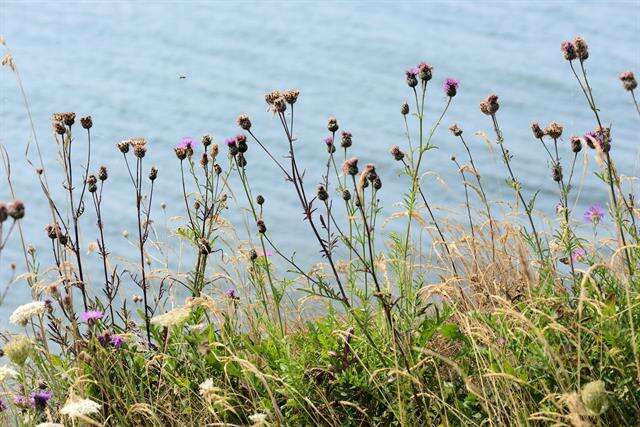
489,114,544,263
452,157,478,271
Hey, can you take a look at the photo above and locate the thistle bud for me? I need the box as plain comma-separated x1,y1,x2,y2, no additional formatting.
449,124,463,137
560,41,577,61
531,122,544,139
273,97,287,113
63,112,75,127
87,174,98,186
545,121,563,139
327,117,339,132
210,143,219,158
342,189,351,201
149,166,158,181
342,158,359,176
7,200,25,220
570,136,582,153
417,62,432,82
316,185,329,201
237,134,248,153
98,165,108,181
256,220,266,234
249,249,258,261
45,224,57,239
401,102,409,115
264,91,281,106
134,144,147,159
373,177,382,190
214,163,222,175
619,71,637,91
226,138,238,156
201,134,213,147
283,89,300,104
340,131,352,148
237,114,252,130
552,163,563,182
236,153,247,167
88,183,97,193
117,141,130,154
0,203,7,223
256,195,265,205
573,36,588,61
405,69,418,88
324,136,335,154
390,145,404,161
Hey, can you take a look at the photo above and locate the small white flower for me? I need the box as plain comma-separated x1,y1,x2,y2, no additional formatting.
150,306,191,328
60,397,101,418
0,365,18,382
249,412,269,425
10,301,46,326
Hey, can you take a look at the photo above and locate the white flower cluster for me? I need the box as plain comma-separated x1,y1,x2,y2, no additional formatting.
60,397,101,418
9,301,46,326
150,305,191,328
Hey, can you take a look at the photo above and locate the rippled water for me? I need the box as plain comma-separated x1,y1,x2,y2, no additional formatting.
1,1,639,317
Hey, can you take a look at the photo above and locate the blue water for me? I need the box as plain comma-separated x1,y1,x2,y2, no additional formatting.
1,1,639,318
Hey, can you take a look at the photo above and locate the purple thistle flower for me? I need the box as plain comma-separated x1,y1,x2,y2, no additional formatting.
30,390,52,410
225,287,237,299
0,399,6,412
177,137,194,150
110,335,124,348
583,204,605,225
405,68,418,77
442,78,459,97
324,136,333,146
258,249,273,258
572,248,587,262
225,137,237,147
81,310,103,322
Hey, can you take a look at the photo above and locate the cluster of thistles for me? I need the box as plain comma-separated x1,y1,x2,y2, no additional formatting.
405,62,459,98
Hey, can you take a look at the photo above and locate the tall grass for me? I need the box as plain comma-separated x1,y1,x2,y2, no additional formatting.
0,36,638,426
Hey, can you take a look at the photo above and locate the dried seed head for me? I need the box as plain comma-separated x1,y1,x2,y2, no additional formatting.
214,163,222,175
98,165,108,181
80,115,92,129
560,41,577,61
265,90,282,105
87,174,98,186
174,147,187,160
63,112,75,127
200,153,209,167
88,182,97,193
373,177,382,190
401,102,410,115
619,71,637,91
390,145,405,161
256,219,267,234
552,163,563,182
210,143,219,158
283,89,300,104
133,142,147,158
340,131,352,148
237,114,252,130
545,121,564,139
449,124,463,137
273,97,287,113
573,36,588,61
256,195,265,205
53,121,66,135
7,200,25,220
479,94,500,116
327,117,339,132
342,157,359,176
342,189,351,201
45,224,58,240
0,203,7,223
201,134,213,147
316,185,329,201
117,141,130,154
570,136,582,153
133,294,143,303
531,122,544,139
249,249,258,261
149,166,158,181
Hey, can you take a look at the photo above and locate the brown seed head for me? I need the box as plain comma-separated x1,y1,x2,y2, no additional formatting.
53,121,66,135
570,136,582,153
342,157,359,176
531,122,544,139
7,200,25,220
174,147,187,160
264,90,281,105
619,71,637,91
390,145,405,161
327,117,339,132
98,165,108,181
340,131,352,148
545,121,563,139
117,141,130,154
401,102,410,115
256,219,267,234
479,94,499,115
149,166,158,181
560,41,577,61
449,124,463,137
237,114,252,130
201,134,213,147
573,36,588,61
283,89,300,104
80,116,92,129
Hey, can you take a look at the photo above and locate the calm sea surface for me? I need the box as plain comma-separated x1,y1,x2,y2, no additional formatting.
1,1,639,318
